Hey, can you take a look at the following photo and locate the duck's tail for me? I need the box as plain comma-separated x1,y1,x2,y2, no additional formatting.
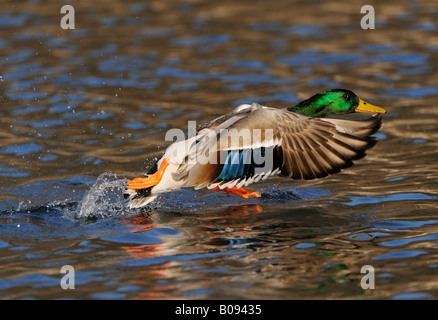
124,187,157,209
124,159,160,209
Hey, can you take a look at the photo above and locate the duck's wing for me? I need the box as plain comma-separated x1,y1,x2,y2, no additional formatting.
172,104,382,189
274,110,381,180
197,103,254,132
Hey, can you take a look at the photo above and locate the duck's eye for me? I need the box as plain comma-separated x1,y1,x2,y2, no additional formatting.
342,93,349,99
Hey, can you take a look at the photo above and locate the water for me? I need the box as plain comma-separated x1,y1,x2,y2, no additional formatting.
1,0,438,299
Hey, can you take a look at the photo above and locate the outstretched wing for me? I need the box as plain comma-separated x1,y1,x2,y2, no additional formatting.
172,104,382,189
273,110,381,179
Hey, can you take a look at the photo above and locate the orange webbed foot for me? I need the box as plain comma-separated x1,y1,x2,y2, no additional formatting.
127,158,170,190
208,186,261,199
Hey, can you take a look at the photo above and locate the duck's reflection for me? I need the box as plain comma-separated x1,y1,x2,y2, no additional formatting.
119,203,264,299
123,203,264,249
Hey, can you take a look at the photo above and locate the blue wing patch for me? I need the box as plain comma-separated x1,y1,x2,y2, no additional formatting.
217,148,269,181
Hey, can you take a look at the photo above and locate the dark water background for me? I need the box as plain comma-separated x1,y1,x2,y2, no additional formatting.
1,0,438,299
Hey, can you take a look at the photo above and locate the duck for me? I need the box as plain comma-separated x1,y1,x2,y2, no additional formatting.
125,89,386,208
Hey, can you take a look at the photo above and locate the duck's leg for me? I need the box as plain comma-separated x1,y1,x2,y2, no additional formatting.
208,186,261,199
127,158,170,190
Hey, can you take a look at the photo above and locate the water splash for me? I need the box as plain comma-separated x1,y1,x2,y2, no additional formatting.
75,172,135,219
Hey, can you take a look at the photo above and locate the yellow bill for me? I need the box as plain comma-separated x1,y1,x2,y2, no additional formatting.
355,98,386,113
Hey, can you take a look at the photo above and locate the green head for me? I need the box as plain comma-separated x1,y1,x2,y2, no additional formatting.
289,89,386,117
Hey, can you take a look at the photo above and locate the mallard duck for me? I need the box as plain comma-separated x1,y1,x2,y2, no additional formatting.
125,89,386,208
